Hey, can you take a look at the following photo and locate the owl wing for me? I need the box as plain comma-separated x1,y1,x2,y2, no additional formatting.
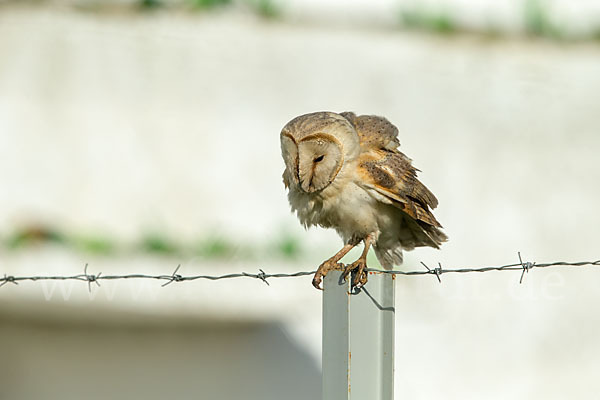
340,112,401,151
357,148,447,248
342,111,441,226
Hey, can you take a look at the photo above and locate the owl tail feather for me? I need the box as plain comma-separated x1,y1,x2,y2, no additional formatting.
374,244,403,270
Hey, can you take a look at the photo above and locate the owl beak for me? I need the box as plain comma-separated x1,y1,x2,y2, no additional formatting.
300,179,311,193
299,175,317,193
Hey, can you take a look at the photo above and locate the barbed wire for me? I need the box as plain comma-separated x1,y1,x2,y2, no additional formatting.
1,253,599,291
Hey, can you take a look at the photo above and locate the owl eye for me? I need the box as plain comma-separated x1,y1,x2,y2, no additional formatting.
314,155,324,163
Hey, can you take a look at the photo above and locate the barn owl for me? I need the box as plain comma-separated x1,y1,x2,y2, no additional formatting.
280,111,447,290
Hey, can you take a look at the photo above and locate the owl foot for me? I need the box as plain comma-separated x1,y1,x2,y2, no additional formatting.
341,259,368,289
312,260,344,290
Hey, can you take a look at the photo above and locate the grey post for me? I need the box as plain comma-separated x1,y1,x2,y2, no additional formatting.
322,270,395,400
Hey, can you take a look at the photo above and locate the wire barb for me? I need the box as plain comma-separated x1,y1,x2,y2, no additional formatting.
83,263,102,293
241,269,270,286
256,269,270,286
420,261,442,283
434,262,443,283
0,274,18,288
161,264,183,287
518,252,535,284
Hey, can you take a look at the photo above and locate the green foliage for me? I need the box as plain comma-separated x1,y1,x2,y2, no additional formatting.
188,0,232,9
6,226,65,249
523,0,562,38
72,235,115,255
400,9,457,34
196,236,235,258
139,0,163,9
273,233,302,259
251,0,280,19
187,0,279,18
140,233,178,254
1,224,311,261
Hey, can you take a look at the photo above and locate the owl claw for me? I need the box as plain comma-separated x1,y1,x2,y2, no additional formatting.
312,276,324,290
313,260,344,290
342,259,368,289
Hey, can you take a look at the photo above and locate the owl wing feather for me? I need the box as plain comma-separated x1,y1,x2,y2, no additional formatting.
343,111,447,248
357,149,441,223
357,150,447,248
340,112,400,150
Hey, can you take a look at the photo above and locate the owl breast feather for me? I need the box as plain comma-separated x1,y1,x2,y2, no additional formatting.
288,176,383,243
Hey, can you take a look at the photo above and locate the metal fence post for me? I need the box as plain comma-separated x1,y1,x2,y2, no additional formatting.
322,270,395,400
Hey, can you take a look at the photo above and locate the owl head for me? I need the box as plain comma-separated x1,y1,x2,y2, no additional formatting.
280,111,360,193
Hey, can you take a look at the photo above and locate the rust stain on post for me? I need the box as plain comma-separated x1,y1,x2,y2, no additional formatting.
348,351,352,394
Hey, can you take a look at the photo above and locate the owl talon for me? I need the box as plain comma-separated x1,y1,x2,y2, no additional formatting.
353,267,368,288
342,259,368,289
312,260,344,290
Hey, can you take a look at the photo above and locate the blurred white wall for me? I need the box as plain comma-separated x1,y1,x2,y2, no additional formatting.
0,4,599,400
